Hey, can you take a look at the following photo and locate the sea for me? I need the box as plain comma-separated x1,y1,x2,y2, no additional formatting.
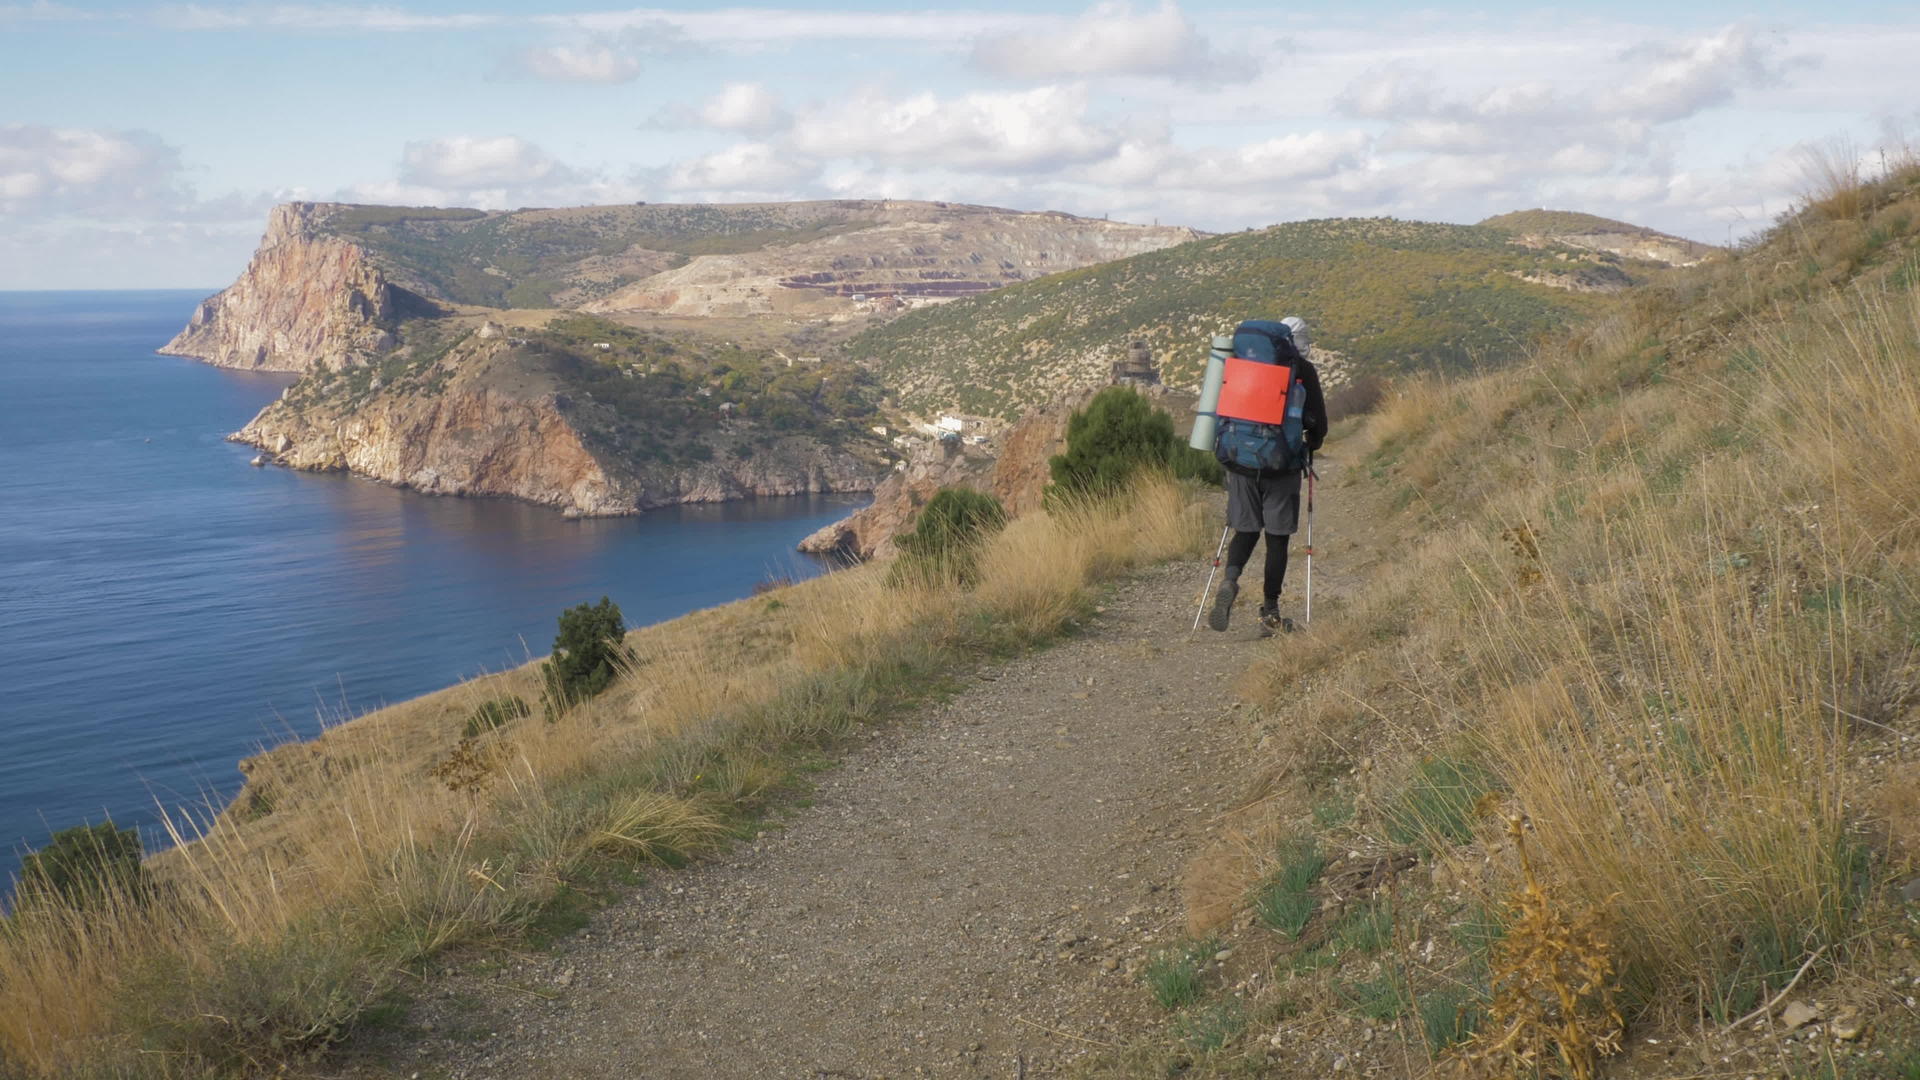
0,290,867,887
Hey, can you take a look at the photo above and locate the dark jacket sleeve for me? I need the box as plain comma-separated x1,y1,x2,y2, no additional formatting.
1298,357,1328,452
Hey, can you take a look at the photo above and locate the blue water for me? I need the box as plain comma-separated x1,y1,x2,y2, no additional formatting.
0,291,867,886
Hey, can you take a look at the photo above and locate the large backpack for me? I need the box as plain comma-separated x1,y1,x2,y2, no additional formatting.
1213,320,1309,476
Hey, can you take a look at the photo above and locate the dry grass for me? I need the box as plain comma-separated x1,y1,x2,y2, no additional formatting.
0,471,1209,1076
1237,177,1920,1029
1799,137,1867,221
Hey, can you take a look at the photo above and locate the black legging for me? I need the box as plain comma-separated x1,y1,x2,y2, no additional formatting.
1225,531,1291,607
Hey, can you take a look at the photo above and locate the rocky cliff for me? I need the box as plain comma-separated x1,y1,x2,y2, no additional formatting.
161,203,418,373
238,330,884,516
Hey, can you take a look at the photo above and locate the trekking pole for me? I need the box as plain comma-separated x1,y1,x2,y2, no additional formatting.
1302,460,1317,628
1191,524,1232,633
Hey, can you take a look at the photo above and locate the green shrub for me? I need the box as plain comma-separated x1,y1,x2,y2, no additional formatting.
13,821,147,908
891,487,1007,586
541,597,630,716
465,695,531,738
1046,386,1219,501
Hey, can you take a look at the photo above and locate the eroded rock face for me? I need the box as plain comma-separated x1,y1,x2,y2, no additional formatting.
161,203,405,372
237,336,884,517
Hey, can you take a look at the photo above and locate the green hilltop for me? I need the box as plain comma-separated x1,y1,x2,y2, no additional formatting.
1480,207,1686,238
840,216,1661,420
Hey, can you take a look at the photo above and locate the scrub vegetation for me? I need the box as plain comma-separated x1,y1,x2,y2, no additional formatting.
845,216,1653,419
1077,149,1920,1076
322,203,879,309
276,311,886,472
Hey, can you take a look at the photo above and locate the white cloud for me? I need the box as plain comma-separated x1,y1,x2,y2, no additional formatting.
970,1,1219,80
1605,25,1801,123
698,83,791,135
1142,131,1374,191
1331,63,1441,121
152,4,500,31
789,85,1122,173
0,126,188,217
507,42,643,84
0,1,92,22
663,142,817,191
0,126,278,288
496,23,690,84
554,8,1033,47
398,136,573,190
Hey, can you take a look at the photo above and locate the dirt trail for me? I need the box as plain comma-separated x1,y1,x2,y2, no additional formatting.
394,465,1367,1079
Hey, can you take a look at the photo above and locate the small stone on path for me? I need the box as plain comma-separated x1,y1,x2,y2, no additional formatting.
1781,1001,1821,1029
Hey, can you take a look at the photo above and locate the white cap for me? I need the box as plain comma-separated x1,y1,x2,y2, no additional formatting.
1281,316,1310,351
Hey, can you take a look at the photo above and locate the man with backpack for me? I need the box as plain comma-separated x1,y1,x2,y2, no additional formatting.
1207,316,1327,635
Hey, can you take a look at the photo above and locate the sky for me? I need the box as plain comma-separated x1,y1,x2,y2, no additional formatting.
2,0,1917,289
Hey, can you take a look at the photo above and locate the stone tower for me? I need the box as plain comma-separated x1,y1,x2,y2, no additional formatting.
1111,339,1159,386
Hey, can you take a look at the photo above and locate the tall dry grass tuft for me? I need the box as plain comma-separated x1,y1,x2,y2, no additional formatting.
1798,137,1866,221
972,472,1208,641
1467,480,1856,1002
1445,274,1920,1004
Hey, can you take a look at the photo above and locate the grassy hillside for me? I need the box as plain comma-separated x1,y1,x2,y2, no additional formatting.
1478,207,1683,238
842,216,1656,419
1085,159,1920,1074
322,202,883,309
277,312,884,469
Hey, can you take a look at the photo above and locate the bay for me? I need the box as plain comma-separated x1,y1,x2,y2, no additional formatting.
0,290,866,887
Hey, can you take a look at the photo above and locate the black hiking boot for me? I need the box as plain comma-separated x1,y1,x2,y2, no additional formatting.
1258,605,1294,637
1207,579,1238,631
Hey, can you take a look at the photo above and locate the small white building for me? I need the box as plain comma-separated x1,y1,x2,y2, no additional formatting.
592,342,612,351
935,415,965,434
871,425,889,437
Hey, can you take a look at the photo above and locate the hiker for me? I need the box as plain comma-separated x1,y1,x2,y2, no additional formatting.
1208,316,1326,635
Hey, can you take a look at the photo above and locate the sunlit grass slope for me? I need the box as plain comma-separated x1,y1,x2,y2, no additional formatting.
1242,157,1920,1029
845,216,1650,420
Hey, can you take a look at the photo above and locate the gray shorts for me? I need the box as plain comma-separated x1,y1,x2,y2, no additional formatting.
1226,471,1301,535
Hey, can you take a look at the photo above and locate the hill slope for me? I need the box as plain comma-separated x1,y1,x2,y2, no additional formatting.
163,200,1197,373
1479,207,1717,265
841,216,1677,420
235,313,888,515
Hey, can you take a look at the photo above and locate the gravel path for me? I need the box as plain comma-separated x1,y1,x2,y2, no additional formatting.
392,473,1362,1079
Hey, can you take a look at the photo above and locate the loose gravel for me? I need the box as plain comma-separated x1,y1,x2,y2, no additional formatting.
383,478,1361,1079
